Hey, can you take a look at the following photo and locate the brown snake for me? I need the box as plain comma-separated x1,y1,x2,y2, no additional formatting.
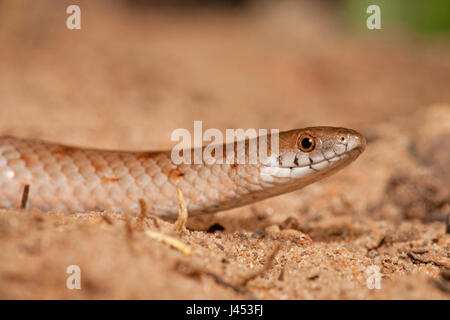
0,127,365,217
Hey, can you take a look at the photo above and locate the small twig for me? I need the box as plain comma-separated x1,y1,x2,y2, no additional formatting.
137,198,160,229
20,184,30,209
278,268,285,281
127,197,190,255
135,198,148,231
241,244,282,286
138,199,147,220
204,270,251,296
101,213,114,225
145,230,191,255
407,252,449,268
124,215,134,240
174,261,252,297
147,214,160,230
411,248,428,254
122,215,139,255
371,236,386,250
174,187,188,234
408,252,431,264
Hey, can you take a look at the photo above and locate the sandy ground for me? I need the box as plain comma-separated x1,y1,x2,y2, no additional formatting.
0,1,449,299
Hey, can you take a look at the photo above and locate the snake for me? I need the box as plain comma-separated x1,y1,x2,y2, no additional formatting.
0,127,365,218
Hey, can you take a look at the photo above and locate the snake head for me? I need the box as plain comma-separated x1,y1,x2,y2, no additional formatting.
261,127,366,182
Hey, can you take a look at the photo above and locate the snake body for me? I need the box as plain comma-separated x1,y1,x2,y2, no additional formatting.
0,127,365,217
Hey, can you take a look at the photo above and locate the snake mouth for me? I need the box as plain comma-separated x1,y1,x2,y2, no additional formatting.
310,147,364,170
265,148,358,169
260,148,362,181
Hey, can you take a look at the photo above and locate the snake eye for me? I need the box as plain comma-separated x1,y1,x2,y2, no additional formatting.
297,134,315,152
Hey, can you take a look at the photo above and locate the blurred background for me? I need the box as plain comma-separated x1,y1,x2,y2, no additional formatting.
0,0,449,150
